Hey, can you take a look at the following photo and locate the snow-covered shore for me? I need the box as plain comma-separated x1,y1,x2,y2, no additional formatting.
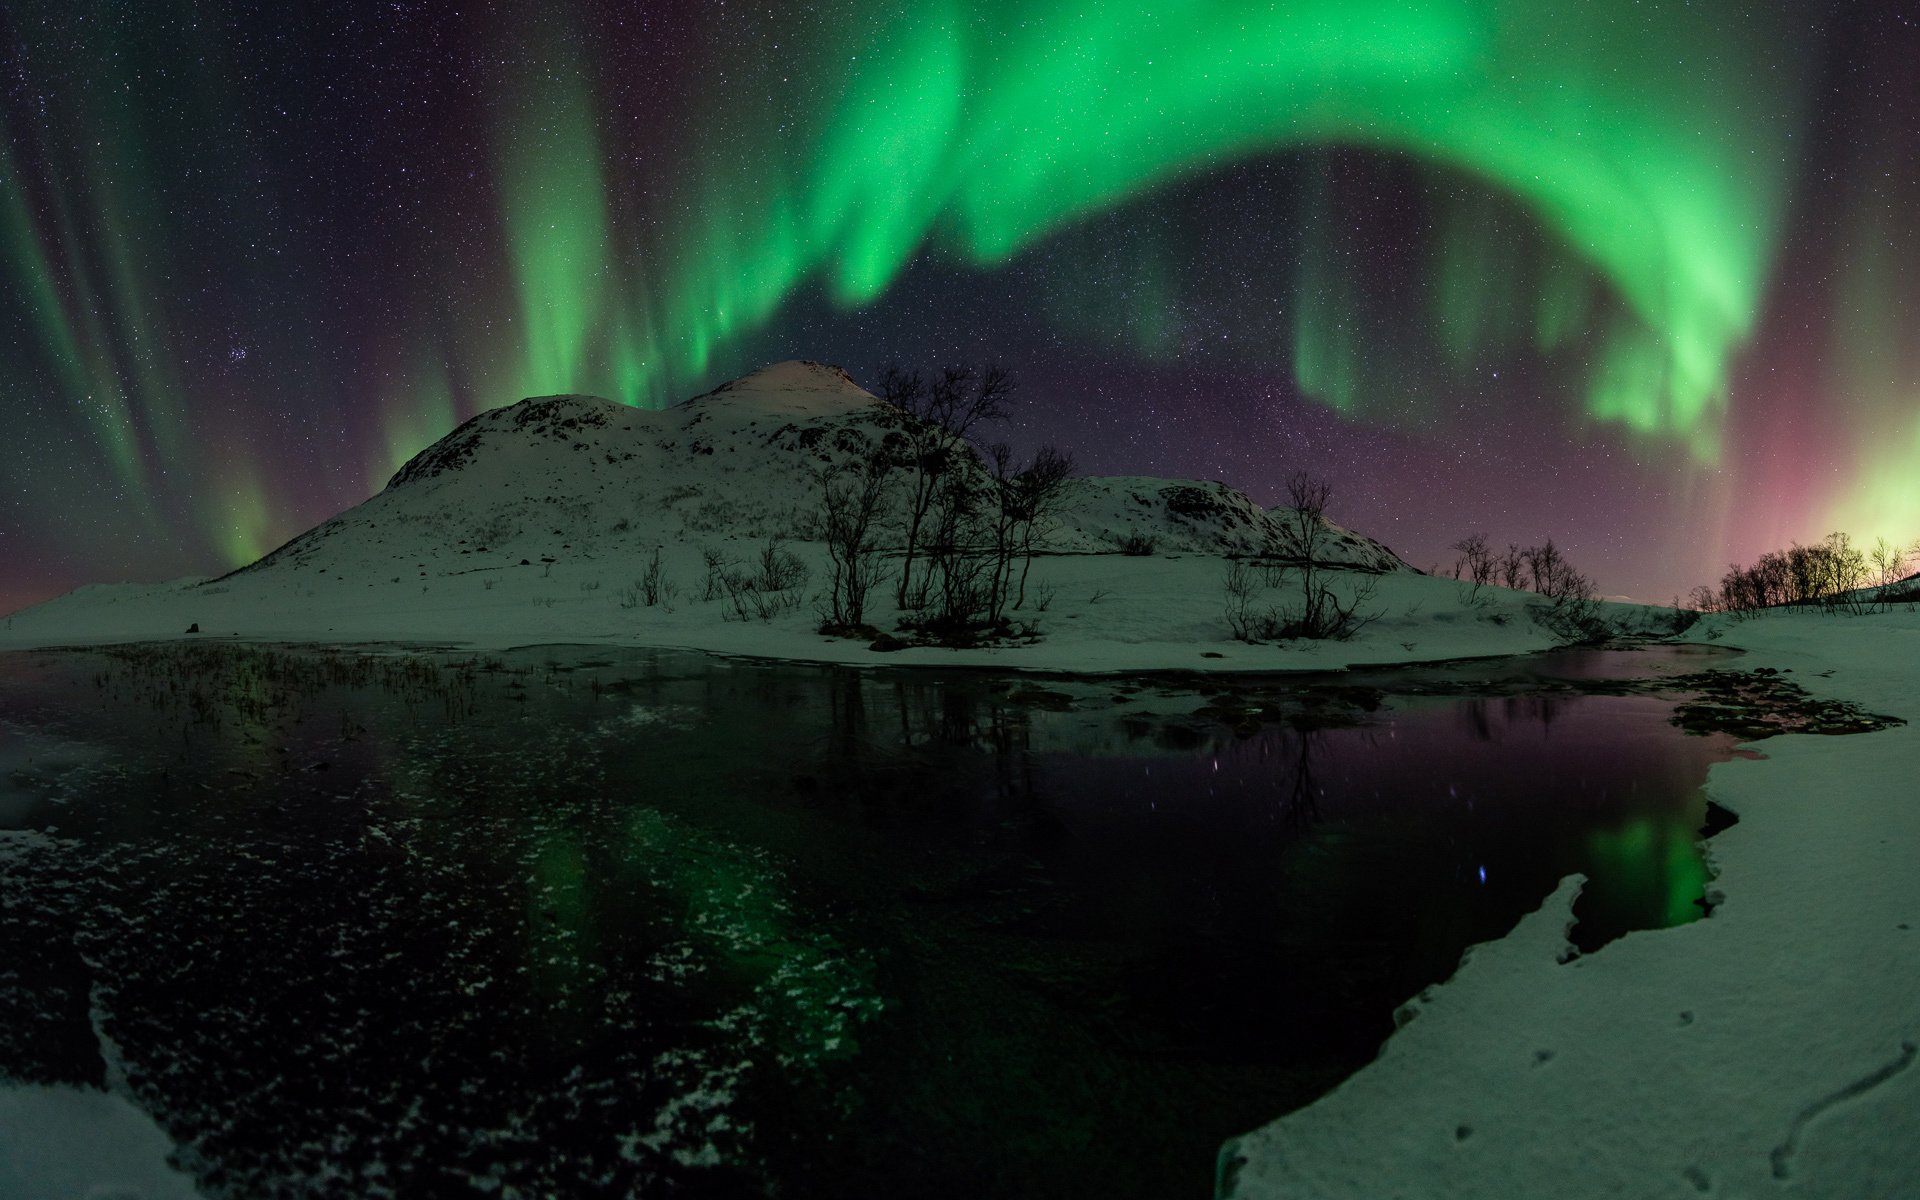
0,549,1662,674
1221,606,1920,1199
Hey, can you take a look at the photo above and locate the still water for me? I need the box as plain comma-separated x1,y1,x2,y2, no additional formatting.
0,642,1739,1199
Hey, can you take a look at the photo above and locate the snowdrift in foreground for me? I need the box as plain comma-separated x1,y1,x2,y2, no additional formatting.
1220,608,1920,1199
0,1082,204,1200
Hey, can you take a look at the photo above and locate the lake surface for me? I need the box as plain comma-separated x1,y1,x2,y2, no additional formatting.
0,642,1741,1199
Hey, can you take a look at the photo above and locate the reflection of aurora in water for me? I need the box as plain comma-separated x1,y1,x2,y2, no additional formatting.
1,2,1916,608
0,644,1745,1198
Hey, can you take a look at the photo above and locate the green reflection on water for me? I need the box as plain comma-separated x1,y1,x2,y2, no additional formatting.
1584,811,1711,934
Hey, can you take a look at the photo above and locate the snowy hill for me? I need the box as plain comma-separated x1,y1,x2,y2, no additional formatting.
244,360,899,578
237,359,1409,584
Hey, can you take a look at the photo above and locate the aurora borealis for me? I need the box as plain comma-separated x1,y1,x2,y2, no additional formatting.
2,1,1916,610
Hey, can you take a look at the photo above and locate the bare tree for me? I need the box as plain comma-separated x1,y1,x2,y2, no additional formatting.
1007,443,1076,612
1451,532,1495,600
1524,540,1563,597
1222,560,1260,641
1231,472,1378,640
816,458,895,630
640,547,674,607
1278,471,1332,612
1499,543,1526,590
882,363,1014,609
1868,537,1905,608
970,441,1080,625
920,471,994,633
699,545,729,602
1823,531,1869,613
982,443,1022,626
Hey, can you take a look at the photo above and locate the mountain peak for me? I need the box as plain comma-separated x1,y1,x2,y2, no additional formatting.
697,359,872,400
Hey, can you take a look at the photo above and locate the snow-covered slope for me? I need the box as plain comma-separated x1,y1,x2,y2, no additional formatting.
232,359,1410,586
241,360,900,579
1054,476,1404,566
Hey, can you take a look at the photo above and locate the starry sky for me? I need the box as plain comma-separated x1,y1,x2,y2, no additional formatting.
2,0,1916,612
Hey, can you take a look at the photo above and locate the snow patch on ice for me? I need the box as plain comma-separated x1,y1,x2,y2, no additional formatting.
0,1083,204,1199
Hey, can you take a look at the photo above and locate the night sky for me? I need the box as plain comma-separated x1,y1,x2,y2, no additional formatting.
2,0,1916,612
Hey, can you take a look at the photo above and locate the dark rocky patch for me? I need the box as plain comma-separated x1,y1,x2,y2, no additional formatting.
1006,687,1076,711
1665,670,1902,739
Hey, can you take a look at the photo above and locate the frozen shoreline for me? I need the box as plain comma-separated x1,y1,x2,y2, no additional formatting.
1220,606,1920,1199
0,550,1672,676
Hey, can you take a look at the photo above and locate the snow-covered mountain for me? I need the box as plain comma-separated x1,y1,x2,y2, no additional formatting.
1057,477,1404,566
238,359,1409,583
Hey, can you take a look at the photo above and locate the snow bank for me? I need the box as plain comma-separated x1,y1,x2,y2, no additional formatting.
0,549,1654,675
1220,607,1920,1199
0,1083,204,1200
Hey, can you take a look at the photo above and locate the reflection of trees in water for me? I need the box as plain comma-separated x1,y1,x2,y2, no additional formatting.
1459,693,1574,741
800,673,1040,817
1283,727,1322,828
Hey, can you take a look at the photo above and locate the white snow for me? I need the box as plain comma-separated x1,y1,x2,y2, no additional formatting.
0,549,1644,673
1220,606,1920,1199
0,1083,205,1200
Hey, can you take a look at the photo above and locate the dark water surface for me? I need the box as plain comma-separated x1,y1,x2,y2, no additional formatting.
0,642,1740,1199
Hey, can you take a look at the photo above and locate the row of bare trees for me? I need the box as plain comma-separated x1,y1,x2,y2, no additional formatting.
1449,535,1596,604
1448,533,1607,641
815,364,1077,639
1696,533,1916,616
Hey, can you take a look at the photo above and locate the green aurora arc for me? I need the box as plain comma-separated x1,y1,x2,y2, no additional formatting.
497,0,1804,458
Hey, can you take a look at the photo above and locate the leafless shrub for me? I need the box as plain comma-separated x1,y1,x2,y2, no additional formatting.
1005,443,1075,611
700,545,729,602
817,460,895,629
718,537,809,622
1225,561,1379,643
616,548,677,610
1223,560,1260,641
753,536,809,593
1533,568,1606,643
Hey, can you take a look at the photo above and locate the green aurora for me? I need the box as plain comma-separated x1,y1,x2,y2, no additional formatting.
495,0,1802,454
